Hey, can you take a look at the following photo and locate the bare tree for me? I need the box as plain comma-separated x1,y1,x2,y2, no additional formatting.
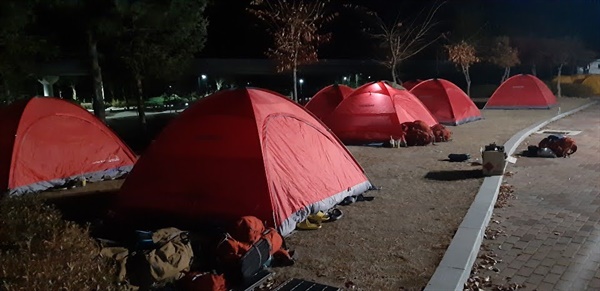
486,36,520,83
445,40,480,96
544,37,596,97
512,37,545,76
248,0,334,102
368,1,445,83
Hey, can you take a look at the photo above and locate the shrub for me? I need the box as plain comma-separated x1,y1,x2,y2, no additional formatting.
0,196,122,291
470,84,499,98
80,102,94,110
110,99,127,108
546,81,596,98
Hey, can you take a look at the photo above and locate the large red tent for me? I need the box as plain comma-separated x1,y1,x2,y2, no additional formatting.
410,78,482,125
0,97,137,196
324,81,438,143
115,88,372,236
484,74,557,109
305,84,353,120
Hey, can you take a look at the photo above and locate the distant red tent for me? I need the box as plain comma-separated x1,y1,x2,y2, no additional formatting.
402,79,423,90
485,74,557,109
410,78,482,125
305,84,354,120
116,88,372,236
324,81,438,143
0,97,137,196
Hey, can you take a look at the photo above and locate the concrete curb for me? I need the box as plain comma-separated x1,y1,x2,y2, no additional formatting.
424,100,598,291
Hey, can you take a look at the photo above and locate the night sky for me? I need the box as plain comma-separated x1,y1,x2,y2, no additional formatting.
199,0,600,59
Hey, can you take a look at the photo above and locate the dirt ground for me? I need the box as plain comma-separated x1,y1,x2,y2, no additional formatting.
44,97,593,290
271,98,593,290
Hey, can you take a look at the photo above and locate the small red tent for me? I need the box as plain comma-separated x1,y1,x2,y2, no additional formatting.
305,84,353,120
410,78,482,125
324,81,438,143
485,74,557,109
116,88,372,236
402,79,423,90
0,97,137,196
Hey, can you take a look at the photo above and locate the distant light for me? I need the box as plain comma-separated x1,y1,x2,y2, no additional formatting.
201,75,207,80
169,85,172,88
299,79,304,84
368,76,371,79
247,82,250,85
343,77,347,81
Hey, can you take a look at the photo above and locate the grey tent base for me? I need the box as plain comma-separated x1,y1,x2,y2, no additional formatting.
278,180,373,237
7,165,134,197
440,116,484,126
484,105,556,110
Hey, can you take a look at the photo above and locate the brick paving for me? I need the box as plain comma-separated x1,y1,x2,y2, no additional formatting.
475,103,600,290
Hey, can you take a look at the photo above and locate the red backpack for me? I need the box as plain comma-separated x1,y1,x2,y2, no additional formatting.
179,272,227,291
231,216,266,244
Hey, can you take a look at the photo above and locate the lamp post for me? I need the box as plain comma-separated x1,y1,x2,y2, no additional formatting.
198,74,207,95
299,78,304,102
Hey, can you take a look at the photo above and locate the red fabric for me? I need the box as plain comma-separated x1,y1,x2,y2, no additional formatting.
539,137,577,157
324,81,438,143
216,237,252,267
0,97,137,191
262,227,283,255
116,88,369,236
402,79,423,90
180,272,227,291
485,74,557,109
305,84,353,120
410,79,482,125
402,120,434,146
231,216,266,244
431,124,452,142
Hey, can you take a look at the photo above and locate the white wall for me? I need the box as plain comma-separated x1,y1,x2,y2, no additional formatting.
587,59,600,74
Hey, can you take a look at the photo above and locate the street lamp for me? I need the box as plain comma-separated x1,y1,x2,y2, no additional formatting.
299,78,304,100
198,75,208,95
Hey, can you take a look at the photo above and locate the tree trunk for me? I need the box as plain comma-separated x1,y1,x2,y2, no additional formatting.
501,67,511,83
70,84,77,101
556,64,563,98
531,63,537,76
462,65,472,97
88,31,106,123
391,63,398,84
292,65,298,102
136,76,147,129
122,88,129,110
4,80,11,101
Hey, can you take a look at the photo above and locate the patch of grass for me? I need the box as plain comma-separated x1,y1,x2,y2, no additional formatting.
0,196,122,291
545,81,596,97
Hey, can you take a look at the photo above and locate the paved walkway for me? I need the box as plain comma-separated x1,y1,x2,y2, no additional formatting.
475,104,600,290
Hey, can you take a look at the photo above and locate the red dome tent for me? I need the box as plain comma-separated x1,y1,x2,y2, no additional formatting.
116,88,372,236
410,78,482,125
402,79,423,90
305,84,353,120
324,81,438,143
0,97,137,196
484,74,557,109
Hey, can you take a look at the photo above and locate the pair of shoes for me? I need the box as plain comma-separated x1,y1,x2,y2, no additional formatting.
307,211,330,223
327,208,343,221
339,196,356,206
296,220,321,230
356,194,375,202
